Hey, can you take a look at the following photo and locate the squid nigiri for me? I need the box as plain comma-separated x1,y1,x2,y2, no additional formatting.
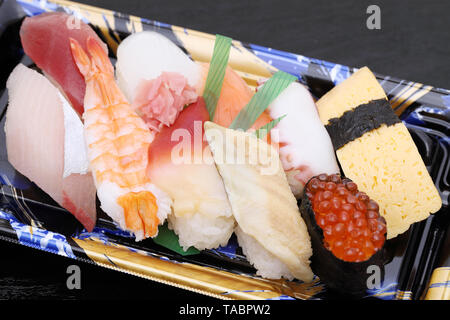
5,63,97,231
116,31,201,105
70,37,171,240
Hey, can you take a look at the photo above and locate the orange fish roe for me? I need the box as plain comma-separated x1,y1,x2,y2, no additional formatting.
306,173,386,262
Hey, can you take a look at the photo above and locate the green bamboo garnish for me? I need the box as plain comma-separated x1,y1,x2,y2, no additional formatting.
229,71,296,131
255,114,286,139
203,34,232,120
153,223,200,256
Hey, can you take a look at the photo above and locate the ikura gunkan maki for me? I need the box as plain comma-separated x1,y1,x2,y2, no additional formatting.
307,174,386,262
300,173,387,296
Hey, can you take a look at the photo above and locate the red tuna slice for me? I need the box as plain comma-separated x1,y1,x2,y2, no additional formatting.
5,64,97,231
147,97,210,169
20,12,108,116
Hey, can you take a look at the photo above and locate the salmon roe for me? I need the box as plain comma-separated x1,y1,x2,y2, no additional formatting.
306,173,386,262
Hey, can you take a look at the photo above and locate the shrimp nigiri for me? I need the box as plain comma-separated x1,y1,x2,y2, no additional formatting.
70,37,172,240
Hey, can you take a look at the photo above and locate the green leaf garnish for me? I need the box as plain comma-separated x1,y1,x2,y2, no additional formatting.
229,71,296,131
255,114,286,139
203,34,232,120
153,223,200,256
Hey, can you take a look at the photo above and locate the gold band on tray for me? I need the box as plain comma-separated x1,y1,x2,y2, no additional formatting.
73,236,323,300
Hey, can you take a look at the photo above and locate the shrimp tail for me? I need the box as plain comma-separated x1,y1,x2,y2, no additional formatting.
86,36,114,76
70,37,112,78
69,37,92,78
117,191,159,238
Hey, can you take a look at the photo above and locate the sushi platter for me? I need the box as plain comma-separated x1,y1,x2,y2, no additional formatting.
0,0,449,300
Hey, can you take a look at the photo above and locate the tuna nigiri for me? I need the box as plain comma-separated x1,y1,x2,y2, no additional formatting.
70,37,171,240
5,63,97,231
20,12,108,116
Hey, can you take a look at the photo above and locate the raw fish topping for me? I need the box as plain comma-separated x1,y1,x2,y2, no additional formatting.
306,173,386,262
19,12,108,116
132,72,198,132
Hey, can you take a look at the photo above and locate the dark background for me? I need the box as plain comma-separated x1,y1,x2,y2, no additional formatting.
82,0,450,89
0,0,449,301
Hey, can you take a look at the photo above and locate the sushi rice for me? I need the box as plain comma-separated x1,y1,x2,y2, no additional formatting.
235,226,294,280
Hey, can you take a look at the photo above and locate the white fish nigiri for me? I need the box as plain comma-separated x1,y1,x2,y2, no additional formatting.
115,31,201,103
204,121,314,282
268,82,340,198
5,63,97,231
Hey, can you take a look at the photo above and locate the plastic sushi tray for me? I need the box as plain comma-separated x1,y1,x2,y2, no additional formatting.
0,0,448,300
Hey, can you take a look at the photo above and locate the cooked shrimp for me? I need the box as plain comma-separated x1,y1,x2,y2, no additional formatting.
70,37,172,240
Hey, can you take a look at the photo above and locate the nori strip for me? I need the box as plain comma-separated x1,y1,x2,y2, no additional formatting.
325,99,401,151
299,178,387,297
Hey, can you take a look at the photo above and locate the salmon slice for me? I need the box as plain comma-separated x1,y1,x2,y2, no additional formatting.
20,12,107,116
5,64,97,231
197,63,272,130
